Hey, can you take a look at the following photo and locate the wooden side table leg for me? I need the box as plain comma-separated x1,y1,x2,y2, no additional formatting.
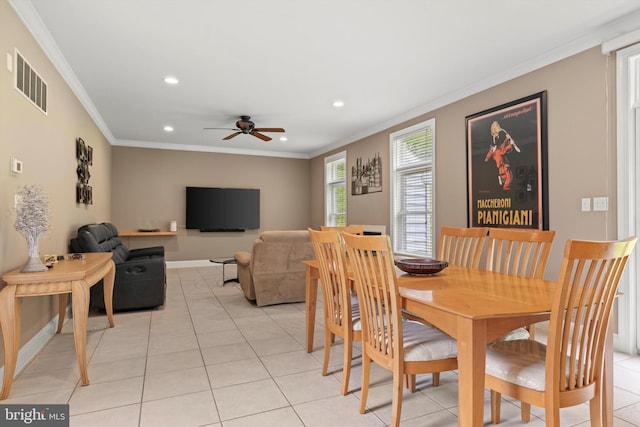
0,285,19,399
71,281,91,385
57,293,68,334
305,267,318,353
103,260,115,327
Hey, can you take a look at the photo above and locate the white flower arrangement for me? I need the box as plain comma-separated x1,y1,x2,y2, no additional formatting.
15,185,51,271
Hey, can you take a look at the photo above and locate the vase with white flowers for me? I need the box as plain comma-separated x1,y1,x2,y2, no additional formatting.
15,185,51,272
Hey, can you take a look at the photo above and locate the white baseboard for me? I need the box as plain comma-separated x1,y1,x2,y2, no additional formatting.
0,313,61,382
166,259,219,269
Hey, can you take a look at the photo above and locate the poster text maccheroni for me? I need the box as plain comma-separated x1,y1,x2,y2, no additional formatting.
476,197,533,226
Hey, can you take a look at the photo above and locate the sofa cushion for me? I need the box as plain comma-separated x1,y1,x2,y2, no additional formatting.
234,251,251,266
77,223,130,263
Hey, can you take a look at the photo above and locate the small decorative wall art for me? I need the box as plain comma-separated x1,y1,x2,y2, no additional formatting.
76,137,93,204
351,153,382,195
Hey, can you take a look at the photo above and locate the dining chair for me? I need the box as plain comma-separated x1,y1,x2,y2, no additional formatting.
485,236,637,426
485,227,556,421
438,226,489,268
342,233,458,427
308,228,361,395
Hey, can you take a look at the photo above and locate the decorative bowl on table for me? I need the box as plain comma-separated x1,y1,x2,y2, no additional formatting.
394,258,449,275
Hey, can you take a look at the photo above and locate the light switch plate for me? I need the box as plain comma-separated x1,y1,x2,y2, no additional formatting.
10,157,22,174
581,198,591,211
593,196,608,211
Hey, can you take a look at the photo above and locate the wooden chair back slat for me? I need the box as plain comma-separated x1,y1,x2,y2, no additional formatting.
438,226,489,269
486,228,556,279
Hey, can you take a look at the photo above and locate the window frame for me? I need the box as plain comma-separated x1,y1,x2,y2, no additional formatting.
389,119,435,257
324,150,347,227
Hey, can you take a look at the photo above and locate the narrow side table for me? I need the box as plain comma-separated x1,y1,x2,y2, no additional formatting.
0,253,115,399
209,257,238,285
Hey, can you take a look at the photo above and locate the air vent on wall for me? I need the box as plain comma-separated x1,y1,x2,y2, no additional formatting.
14,50,47,115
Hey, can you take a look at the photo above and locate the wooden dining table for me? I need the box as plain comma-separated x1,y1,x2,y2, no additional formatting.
302,259,615,426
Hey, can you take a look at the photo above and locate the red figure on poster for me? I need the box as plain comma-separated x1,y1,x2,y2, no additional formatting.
484,121,520,190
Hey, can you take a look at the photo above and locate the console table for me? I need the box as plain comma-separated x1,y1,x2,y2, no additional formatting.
0,253,115,399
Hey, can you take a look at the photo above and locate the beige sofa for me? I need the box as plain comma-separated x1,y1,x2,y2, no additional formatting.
234,230,315,307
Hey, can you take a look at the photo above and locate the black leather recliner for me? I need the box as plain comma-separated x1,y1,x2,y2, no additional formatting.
70,223,166,311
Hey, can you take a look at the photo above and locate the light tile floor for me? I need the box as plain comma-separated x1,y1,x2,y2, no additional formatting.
4,266,640,426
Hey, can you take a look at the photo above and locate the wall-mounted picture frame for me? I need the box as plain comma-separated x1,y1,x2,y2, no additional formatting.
351,153,382,195
466,91,548,230
76,137,86,160
76,137,93,205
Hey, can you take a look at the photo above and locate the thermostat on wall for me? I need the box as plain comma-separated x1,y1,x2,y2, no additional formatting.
11,157,23,174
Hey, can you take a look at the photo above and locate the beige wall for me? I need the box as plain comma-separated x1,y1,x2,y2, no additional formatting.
111,147,311,261
0,0,111,362
311,46,617,280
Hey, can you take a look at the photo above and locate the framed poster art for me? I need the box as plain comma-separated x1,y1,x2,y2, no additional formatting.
466,91,548,230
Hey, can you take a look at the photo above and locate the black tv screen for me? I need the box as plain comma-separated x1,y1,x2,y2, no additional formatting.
186,187,260,231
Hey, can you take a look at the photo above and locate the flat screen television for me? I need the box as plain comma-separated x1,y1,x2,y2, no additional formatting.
186,187,260,231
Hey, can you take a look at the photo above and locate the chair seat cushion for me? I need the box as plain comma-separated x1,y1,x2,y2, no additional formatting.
403,320,457,361
336,297,361,331
351,302,361,331
486,339,547,391
494,327,530,342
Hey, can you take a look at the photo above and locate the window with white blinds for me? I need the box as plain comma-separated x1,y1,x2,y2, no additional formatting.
390,119,435,257
325,151,347,226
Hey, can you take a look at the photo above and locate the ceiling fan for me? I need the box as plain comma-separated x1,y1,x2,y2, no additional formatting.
204,115,285,141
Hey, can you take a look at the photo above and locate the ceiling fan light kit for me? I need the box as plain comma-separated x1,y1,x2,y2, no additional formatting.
205,115,285,142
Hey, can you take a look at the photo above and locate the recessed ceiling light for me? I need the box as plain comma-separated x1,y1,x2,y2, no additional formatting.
164,76,179,85
333,100,344,108
163,125,174,132
279,136,288,142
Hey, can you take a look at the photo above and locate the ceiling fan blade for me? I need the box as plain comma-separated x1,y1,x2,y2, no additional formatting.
204,127,238,131
251,131,272,141
253,127,285,133
223,132,241,140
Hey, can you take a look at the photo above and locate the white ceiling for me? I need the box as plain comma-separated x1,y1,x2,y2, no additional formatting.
9,0,640,159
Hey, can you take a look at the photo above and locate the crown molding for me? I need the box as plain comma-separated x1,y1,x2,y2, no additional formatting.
112,139,310,159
